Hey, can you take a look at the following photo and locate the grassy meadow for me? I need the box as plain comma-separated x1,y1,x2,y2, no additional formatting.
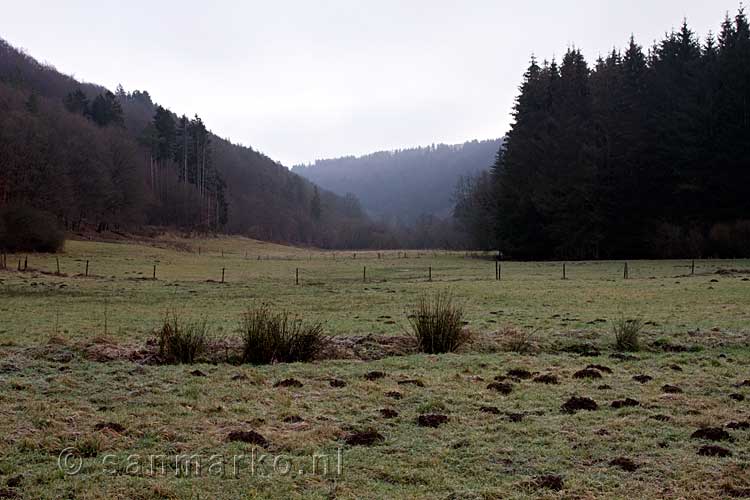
0,235,749,499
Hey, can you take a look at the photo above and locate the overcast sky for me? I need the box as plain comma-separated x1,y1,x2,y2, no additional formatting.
3,1,742,166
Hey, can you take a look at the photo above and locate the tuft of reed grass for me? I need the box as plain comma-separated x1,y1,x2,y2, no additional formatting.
613,316,643,352
157,313,209,364
408,291,468,354
240,304,327,364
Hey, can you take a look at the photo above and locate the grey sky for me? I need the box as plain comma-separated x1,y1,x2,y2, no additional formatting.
3,0,741,166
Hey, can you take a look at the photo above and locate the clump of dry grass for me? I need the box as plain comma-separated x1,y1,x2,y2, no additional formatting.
240,304,327,364
500,326,536,354
157,312,209,364
408,291,469,354
613,316,643,352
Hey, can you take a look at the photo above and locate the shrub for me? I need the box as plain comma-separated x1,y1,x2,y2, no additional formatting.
240,304,327,364
613,316,643,352
158,313,209,364
0,204,64,252
408,291,468,354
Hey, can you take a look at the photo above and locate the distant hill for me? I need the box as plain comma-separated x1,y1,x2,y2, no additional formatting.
292,139,502,224
0,37,377,249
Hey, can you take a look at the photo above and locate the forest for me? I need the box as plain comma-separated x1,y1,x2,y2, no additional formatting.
293,139,500,224
0,37,385,250
455,9,750,259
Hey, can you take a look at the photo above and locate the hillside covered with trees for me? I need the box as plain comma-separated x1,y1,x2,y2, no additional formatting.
292,139,501,224
0,38,384,249
456,8,750,259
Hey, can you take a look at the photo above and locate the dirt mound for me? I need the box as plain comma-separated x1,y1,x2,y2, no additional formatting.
94,422,125,433
669,364,683,371
610,457,638,472
725,421,750,430
479,406,501,414
632,374,653,383
226,430,268,447
611,398,640,409
561,344,601,357
283,415,304,423
562,396,598,413
379,408,398,419
190,369,207,377
610,353,639,361
273,378,303,388
661,384,683,394
364,371,386,381
729,393,745,401
597,384,612,390
698,445,732,457
586,364,613,374
534,474,564,491
573,368,602,379
533,374,559,384
417,414,449,428
397,379,424,387
691,427,731,441
506,412,525,422
345,429,385,446
329,378,347,388
507,368,533,379
385,391,402,400
487,382,513,394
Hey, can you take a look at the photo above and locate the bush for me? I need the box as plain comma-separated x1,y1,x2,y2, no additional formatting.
0,204,64,252
408,291,468,354
158,313,209,364
613,316,643,352
240,304,327,364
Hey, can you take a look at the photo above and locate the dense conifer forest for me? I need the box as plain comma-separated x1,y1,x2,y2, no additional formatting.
455,9,750,258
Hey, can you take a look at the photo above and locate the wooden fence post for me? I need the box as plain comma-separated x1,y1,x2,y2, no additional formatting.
296,268,299,285
428,266,432,282
221,268,225,283
85,260,89,277
624,262,629,280
363,266,367,283
691,259,695,276
153,264,157,280
56,257,60,275
563,262,567,280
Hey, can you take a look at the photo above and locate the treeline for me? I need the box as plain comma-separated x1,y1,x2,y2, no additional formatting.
456,9,750,259
0,37,384,249
293,140,500,224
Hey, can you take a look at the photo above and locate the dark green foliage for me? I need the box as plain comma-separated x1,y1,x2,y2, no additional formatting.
89,91,123,127
239,304,327,364
461,8,750,259
0,204,64,252
408,291,469,354
158,314,209,364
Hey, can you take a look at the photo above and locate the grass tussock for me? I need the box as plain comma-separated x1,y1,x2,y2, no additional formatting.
240,304,327,364
158,313,209,364
613,316,643,352
408,291,468,354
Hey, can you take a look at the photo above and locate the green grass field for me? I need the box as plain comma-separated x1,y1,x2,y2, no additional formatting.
1,236,749,498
